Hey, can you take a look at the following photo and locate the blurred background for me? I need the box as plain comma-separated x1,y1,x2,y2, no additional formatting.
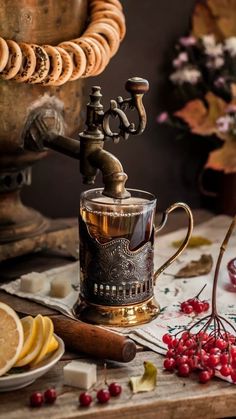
22,0,211,217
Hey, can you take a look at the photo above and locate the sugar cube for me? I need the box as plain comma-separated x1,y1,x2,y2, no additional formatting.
20,272,45,293
63,360,97,390
50,277,71,298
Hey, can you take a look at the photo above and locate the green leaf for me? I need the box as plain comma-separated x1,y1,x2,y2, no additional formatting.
129,361,157,393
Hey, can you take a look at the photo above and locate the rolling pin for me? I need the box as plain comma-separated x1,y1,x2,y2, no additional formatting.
51,315,137,363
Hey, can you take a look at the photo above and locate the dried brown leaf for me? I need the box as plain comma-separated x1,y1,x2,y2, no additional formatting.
175,254,213,278
208,0,236,38
192,3,223,41
172,236,212,248
205,140,236,173
175,93,227,136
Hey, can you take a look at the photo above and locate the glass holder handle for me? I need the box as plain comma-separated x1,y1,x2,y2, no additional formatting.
153,202,194,285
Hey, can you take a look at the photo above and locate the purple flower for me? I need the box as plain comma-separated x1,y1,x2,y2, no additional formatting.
214,77,226,88
179,36,197,47
156,112,169,124
173,52,188,68
217,115,231,133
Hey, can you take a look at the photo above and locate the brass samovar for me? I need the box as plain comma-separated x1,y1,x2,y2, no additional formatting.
0,0,127,261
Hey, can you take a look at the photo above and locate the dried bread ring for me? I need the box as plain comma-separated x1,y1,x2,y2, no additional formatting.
27,45,50,84
1,40,22,80
92,10,126,40
84,35,107,75
0,37,9,72
90,0,123,11
85,22,120,57
90,2,121,14
52,47,73,86
91,17,120,35
74,36,101,76
41,45,63,85
59,41,86,81
14,43,36,82
72,38,96,77
87,32,110,64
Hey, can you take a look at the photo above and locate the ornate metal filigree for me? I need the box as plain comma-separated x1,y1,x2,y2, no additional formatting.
80,225,154,306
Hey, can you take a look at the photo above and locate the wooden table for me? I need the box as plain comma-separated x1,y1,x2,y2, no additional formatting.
1,210,236,419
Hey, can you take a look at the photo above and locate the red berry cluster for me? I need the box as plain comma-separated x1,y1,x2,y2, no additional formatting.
180,298,210,315
162,331,236,383
30,388,57,407
79,382,122,407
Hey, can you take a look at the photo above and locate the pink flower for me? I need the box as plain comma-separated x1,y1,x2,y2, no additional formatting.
179,36,197,47
156,112,169,124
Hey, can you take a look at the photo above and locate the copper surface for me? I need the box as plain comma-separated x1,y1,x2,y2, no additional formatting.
0,0,88,254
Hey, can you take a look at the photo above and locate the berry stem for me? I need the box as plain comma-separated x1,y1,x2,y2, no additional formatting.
195,283,207,299
211,216,236,315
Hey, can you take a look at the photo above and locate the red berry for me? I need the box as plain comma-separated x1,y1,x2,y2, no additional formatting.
220,353,229,365
176,355,189,366
193,301,205,314
187,298,197,305
178,363,190,377
108,382,122,397
166,349,176,358
171,338,179,348
30,392,44,408
231,369,236,382
44,388,57,404
181,331,190,340
185,338,195,348
182,305,194,314
230,346,236,356
215,339,227,351
220,364,232,377
97,389,110,404
208,354,220,368
79,392,92,407
209,347,221,355
163,358,176,371
199,370,211,384
162,333,173,345
202,301,210,312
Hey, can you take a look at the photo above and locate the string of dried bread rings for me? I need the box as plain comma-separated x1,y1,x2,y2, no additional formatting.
0,0,125,86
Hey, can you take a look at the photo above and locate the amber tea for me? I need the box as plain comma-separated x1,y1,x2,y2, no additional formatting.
80,193,156,250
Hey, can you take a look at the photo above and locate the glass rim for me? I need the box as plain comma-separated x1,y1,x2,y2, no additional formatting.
80,188,156,206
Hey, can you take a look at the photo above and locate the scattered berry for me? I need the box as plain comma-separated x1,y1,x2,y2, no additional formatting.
108,382,122,397
44,388,57,404
97,389,110,404
79,392,92,407
30,392,44,408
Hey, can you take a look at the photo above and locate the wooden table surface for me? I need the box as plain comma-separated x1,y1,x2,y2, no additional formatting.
1,210,236,419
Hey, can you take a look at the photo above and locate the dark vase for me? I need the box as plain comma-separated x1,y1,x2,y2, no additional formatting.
219,173,236,216
200,169,236,216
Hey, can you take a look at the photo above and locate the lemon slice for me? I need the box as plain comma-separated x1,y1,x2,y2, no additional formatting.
0,302,24,377
17,316,37,361
30,316,54,366
46,335,59,354
15,314,44,367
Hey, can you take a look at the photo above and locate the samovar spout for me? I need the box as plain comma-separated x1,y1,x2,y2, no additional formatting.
24,77,149,200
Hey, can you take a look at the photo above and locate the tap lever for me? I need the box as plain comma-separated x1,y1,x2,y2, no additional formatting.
102,77,149,143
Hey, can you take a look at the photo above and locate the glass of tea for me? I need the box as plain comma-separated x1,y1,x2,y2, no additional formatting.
76,188,193,326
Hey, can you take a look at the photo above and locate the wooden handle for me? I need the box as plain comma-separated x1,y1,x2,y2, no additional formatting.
51,315,136,363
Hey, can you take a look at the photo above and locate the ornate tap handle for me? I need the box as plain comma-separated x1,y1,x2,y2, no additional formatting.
102,77,149,143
